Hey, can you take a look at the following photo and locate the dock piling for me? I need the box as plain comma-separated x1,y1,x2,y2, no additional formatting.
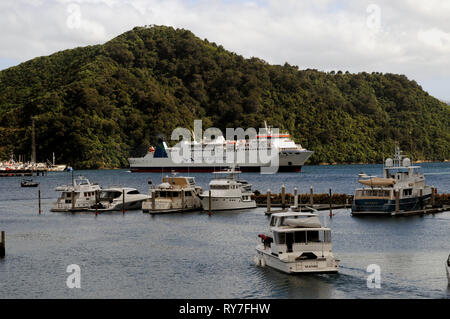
208,190,212,216
71,191,75,211
281,185,286,209
395,190,400,213
95,190,99,216
181,189,185,213
122,189,126,214
329,188,333,217
267,189,271,214
309,186,314,207
431,187,435,206
151,190,156,212
293,187,298,209
38,189,42,215
0,231,5,258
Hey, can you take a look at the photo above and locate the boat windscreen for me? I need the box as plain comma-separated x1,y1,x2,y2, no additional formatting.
100,191,122,199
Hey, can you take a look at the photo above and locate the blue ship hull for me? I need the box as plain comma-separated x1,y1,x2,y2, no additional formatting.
352,194,431,215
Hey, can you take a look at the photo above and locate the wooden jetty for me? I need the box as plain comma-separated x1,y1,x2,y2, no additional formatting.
0,168,48,177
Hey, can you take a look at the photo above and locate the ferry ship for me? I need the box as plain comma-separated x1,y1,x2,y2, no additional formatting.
128,124,313,173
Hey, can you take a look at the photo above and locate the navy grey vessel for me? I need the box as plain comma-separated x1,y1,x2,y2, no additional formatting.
352,146,433,215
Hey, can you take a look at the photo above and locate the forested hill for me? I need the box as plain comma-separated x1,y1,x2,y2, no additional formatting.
0,25,449,168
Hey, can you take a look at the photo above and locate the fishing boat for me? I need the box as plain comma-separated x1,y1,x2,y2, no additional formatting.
20,179,39,187
199,167,256,211
91,187,150,211
142,173,202,213
255,211,339,274
352,146,434,215
51,176,101,212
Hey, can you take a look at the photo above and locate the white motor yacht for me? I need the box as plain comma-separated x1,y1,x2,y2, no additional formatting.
91,187,150,211
142,173,202,213
51,176,101,212
199,167,256,211
255,211,339,274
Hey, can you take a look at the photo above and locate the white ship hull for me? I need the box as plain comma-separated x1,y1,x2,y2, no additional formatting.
129,149,313,173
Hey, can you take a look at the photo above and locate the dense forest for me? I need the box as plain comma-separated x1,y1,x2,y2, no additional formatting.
0,25,449,168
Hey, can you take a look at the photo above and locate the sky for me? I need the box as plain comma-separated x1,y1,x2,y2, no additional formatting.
0,0,449,101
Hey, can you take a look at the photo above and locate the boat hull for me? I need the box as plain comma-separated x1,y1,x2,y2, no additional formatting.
130,165,303,173
255,247,339,274
200,196,256,211
351,194,432,215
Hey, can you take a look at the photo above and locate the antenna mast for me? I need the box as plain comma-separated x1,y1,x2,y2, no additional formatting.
31,117,36,164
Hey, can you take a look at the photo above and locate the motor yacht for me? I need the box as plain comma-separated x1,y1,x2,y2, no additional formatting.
51,176,101,212
199,167,256,211
91,187,149,211
142,173,202,213
255,211,339,274
352,146,433,215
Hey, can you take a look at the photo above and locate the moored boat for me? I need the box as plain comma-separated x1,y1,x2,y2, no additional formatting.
142,173,203,213
51,176,101,212
352,146,433,215
199,167,256,211
91,187,150,211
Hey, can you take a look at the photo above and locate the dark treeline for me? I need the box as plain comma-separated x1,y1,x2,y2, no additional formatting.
0,25,449,168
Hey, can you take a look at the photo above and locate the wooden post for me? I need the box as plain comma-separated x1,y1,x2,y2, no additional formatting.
181,190,185,213
395,190,400,213
208,190,212,215
71,191,75,211
309,186,314,207
122,189,126,214
0,231,5,258
431,187,435,207
329,188,333,217
281,185,286,209
419,189,423,210
267,189,271,213
95,190,99,216
38,189,42,215
293,187,298,209
151,190,156,212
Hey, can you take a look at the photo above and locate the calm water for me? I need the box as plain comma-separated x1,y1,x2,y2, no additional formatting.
0,163,449,299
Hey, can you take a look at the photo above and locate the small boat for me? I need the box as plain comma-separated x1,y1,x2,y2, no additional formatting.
142,173,202,214
255,211,339,274
199,167,256,211
51,176,101,212
91,187,150,211
446,254,450,285
352,146,433,215
21,179,39,187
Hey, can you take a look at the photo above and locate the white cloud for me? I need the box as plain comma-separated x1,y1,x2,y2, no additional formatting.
0,0,449,100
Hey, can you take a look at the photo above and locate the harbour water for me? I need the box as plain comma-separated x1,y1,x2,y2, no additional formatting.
0,162,449,298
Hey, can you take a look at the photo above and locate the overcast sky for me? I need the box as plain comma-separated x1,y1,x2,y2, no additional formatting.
1,0,449,101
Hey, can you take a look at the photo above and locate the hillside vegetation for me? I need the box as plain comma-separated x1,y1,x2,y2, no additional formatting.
0,25,449,168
